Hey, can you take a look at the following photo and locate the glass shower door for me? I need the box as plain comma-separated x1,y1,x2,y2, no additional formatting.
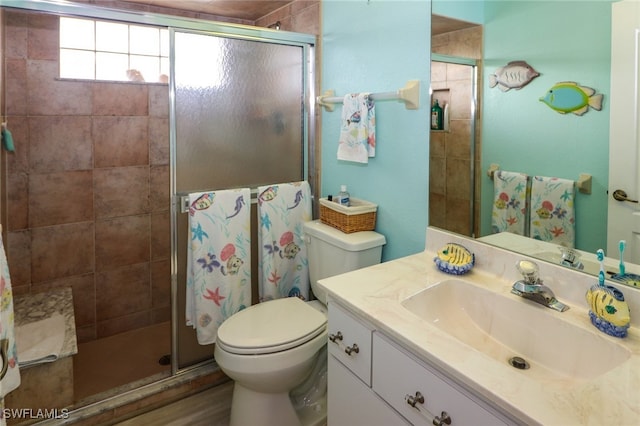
171,29,309,368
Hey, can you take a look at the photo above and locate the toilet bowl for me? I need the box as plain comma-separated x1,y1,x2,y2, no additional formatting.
214,220,385,426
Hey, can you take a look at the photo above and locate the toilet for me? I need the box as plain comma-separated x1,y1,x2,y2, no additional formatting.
214,219,385,426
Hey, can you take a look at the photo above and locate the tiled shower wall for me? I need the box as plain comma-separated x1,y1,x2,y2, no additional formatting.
2,1,320,345
4,10,171,343
430,25,483,237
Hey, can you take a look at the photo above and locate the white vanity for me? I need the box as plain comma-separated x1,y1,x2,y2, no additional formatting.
317,228,640,425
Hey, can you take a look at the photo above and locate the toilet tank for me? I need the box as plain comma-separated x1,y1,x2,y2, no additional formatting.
303,220,386,304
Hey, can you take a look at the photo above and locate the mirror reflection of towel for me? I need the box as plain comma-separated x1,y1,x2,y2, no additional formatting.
491,170,530,236
530,176,575,247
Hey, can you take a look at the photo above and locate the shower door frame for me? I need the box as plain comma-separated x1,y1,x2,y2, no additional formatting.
430,53,479,238
0,0,317,375
169,27,317,370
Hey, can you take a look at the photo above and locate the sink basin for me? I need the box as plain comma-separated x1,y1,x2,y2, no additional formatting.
402,279,631,382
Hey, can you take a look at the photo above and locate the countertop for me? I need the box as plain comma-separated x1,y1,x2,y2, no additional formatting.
14,287,78,360
317,228,640,426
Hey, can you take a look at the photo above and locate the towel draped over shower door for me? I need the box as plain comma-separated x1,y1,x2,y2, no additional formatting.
186,188,251,345
0,229,20,404
257,181,312,302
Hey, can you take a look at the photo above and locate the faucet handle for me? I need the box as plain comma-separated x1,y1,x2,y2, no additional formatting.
559,246,580,263
516,260,540,284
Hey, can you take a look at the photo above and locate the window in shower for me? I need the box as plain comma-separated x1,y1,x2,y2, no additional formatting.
59,17,169,83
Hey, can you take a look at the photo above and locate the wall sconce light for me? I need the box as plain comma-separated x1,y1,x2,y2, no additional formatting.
268,21,281,30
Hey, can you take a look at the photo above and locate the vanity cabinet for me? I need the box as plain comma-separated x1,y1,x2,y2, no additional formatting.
327,302,408,425
327,300,373,385
328,301,513,426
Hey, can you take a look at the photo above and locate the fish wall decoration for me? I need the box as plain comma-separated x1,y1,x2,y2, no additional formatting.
489,60,540,91
585,284,630,338
540,81,603,115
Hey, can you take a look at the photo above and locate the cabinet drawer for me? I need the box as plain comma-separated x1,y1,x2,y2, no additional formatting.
372,333,509,426
327,302,373,385
329,355,409,426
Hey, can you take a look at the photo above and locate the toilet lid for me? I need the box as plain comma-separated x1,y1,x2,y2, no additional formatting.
216,297,327,355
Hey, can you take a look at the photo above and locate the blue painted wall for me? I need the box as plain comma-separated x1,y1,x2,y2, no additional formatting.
481,0,613,253
321,0,431,261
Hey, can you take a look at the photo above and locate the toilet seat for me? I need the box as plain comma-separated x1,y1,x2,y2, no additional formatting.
216,297,327,355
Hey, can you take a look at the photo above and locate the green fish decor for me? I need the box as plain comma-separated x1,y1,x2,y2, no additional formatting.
539,81,603,115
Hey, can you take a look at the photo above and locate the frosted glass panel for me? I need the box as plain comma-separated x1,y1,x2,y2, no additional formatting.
60,17,94,50
130,25,160,55
96,52,129,81
60,49,95,79
174,31,304,192
96,21,128,53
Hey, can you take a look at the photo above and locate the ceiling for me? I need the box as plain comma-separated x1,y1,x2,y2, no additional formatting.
119,0,291,21
119,2,475,33
432,14,479,36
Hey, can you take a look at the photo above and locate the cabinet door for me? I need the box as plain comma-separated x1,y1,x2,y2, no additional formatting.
328,302,373,385
372,333,510,426
329,355,409,426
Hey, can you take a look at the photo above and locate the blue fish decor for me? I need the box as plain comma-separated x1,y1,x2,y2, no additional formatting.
540,81,603,115
489,60,540,91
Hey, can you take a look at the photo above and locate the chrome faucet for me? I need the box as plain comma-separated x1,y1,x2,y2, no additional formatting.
559,246,584,270
511,260,569,312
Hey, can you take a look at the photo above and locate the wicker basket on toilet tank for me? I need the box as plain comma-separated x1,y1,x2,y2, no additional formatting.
319,198,377,233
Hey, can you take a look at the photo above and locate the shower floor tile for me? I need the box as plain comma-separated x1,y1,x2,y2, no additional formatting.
73,322,171,402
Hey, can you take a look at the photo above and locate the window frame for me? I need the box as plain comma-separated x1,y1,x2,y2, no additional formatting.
59,16,170,84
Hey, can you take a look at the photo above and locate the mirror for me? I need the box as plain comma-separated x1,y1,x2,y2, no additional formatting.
430,1,638,284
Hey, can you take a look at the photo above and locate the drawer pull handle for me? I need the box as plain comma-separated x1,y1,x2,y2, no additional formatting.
405,392,453,426
405,391,425,407
434,411,452,426
329,331,343,343
344,343,359,355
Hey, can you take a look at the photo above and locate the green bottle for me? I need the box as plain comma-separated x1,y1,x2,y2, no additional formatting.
431,99,443,130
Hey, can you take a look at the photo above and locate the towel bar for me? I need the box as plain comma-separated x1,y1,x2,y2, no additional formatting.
316,79,420,112
487,164,592,195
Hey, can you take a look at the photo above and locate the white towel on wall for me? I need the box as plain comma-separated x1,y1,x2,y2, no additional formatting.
530,176,576,247
257,181,312,302
0,231,20,399
491,170,530,236
186,188,251,345
337,93,376,163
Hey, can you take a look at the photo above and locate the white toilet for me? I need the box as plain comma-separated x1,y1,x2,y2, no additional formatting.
214,220,386,426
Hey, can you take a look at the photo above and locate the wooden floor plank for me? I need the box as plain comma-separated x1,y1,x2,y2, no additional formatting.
114,381,233,426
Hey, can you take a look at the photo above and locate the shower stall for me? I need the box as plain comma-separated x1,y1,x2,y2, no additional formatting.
0,0,315,420
172,27,314,367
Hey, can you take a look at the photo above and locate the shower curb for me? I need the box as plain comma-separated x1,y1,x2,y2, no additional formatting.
33,362,228,425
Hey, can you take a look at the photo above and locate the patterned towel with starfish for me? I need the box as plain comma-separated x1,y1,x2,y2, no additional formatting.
492,170,530,236
186,188,251,345
257,181,312,302
530,176,576,248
